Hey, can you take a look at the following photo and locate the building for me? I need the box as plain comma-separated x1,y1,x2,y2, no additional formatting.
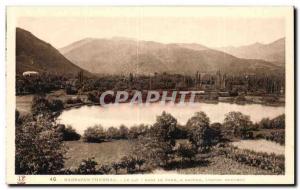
22,71,39,77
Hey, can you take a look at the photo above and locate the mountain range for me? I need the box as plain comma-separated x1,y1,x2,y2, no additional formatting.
218,38,285,65
16,27,90,76
60,37,283,75
16,27,284,77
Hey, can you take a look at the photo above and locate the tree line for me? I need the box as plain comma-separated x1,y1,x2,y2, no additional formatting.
16,71,285,96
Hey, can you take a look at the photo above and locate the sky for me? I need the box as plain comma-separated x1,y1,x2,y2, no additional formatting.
17,17,285,49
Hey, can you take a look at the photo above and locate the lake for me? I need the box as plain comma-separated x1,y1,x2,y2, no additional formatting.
57,102,285,135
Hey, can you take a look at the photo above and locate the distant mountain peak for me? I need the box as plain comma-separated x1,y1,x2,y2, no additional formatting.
252,42,263,46
111,36,137,41
218,37,285,64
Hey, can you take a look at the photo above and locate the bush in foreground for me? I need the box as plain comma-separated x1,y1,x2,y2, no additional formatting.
15,118,65,174
219,145,285,174
75,158,98,174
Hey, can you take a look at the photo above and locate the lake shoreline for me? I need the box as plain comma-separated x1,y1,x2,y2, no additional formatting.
62,98,285,111
57,101,285,135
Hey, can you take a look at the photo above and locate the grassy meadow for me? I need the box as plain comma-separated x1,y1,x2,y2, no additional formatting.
64,140,132,169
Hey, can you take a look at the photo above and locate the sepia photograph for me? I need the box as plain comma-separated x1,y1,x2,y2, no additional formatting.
5,6,295,185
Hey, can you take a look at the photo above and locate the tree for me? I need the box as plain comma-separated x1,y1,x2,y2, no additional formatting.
150,111,177,146
98,164,111,174
120,156,137,174
119,125,129,139
106,127,120,139
223,111,253,139
49,99,64,112
112,162,122,174
270,114,285,129
76,158,98,174
128,124,149,139
186,112,211,151
259,118,271,129
208,122,223,144
128,126,139,139
87,91,98,103
15,118,65,174
147,111,178,166
259,114,285,129
31,95,51,117
57,125,81,141
83,125,106,143
31,96,64,118
176,142,197,163
136,158,146,171
131,135,173,168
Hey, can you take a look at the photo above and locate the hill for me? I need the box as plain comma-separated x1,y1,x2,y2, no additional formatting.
60,37,283,75
218,38,285,65
16,27,90,76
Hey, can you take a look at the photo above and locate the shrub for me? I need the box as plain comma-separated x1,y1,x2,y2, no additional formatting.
87,91,99,103
176,142,197,162
112,162,122,174
208,122,223,144
106,127,121,139
266,131,285,145
66,85,78,95
15,110,32,126
31,96,64,117
219,145,285,174
83,125,106,143
49,99,64,112
76,158,98,174
259,118,271,129
58,125,81,141
98,164,112,174
174,124,188,139
128,124,149,139
135,158,146,171
31,95,51,116
119,125,129,139
259,114,285,129
255,133,265,139
66,97,82,104
270,114,285,129
120,156,137,174
15,118,65,174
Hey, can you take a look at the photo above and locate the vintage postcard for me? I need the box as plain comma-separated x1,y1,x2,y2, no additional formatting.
6,6,294,185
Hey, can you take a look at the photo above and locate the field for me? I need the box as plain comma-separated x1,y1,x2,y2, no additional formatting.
64,140,132,169
64,140,276,175
232,139,284,155
16,95,34,114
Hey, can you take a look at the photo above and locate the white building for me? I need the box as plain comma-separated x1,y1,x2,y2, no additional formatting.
22,71,39,77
